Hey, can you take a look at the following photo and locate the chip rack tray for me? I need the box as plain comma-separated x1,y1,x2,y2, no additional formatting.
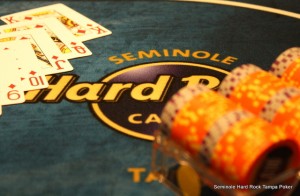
151,131,300,196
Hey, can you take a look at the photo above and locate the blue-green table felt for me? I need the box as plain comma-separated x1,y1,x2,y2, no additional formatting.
0,1,300,195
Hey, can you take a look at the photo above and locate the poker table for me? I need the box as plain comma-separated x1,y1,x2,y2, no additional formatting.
0,0,300,195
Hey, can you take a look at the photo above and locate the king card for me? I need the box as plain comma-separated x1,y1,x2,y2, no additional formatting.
0,3,112,41
0,18,92,59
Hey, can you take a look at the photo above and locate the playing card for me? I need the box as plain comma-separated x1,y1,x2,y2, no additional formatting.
0,17,92,59
0,51,25,106
0,29,73,75
1,3,112,41
0,41,49,91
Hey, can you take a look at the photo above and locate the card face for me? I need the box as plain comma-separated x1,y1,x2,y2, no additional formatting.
0,29,73,75
0,51,25,106
0,18,92,59
0,41,49,91
0,3,112,41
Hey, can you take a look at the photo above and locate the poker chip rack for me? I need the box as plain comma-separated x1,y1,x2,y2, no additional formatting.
150,47,300,195
151,130,300,196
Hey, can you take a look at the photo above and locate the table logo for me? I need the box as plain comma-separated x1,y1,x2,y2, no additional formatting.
25,61,229,140
91,62,228,140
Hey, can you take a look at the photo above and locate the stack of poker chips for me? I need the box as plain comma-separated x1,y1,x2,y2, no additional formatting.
159,47,300,190
219,48,300,149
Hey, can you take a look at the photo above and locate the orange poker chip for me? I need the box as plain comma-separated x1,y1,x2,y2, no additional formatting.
218,64,260,98
270,47,300,78
280,58,300,87
260,86,300,122
171,89,237,155
211,116,300,185
272,95,300,145
160,84,210,135
220,64,291,116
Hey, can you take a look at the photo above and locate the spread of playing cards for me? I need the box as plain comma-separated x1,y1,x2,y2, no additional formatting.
0,3,111,116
